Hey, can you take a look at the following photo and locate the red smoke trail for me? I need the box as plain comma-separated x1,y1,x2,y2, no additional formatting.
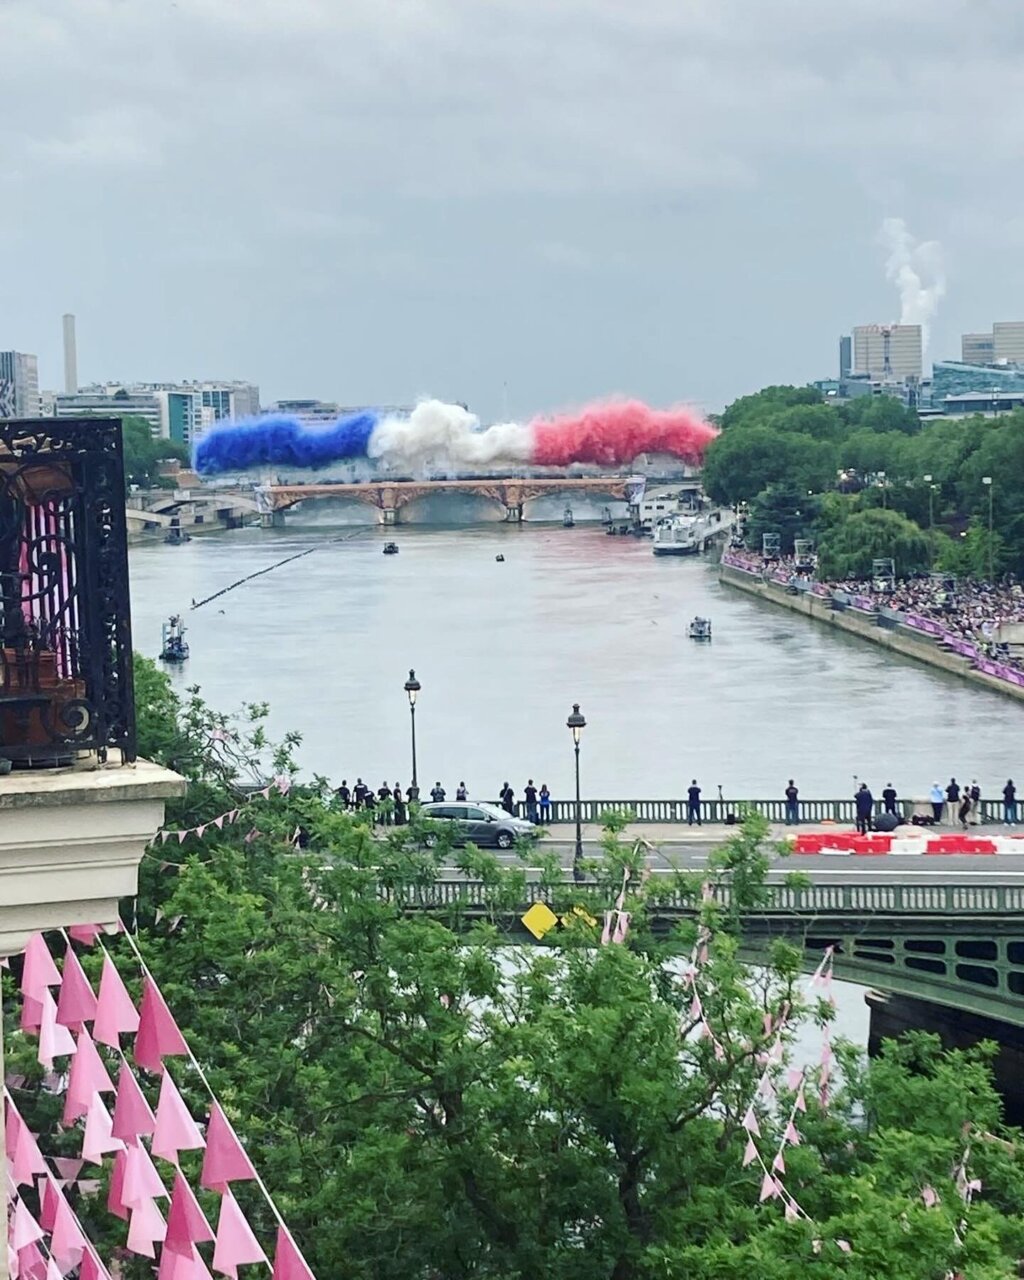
529,400,718,468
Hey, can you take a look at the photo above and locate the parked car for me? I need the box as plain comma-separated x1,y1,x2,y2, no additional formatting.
418,801,534,850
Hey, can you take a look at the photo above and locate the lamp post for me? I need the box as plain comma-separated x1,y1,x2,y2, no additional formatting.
404,669,421,801
878,471,886,509
982,476,994,581
923,474,934,528
566,703,586,881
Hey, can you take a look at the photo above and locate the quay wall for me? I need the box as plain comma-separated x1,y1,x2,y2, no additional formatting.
719,563,1024,704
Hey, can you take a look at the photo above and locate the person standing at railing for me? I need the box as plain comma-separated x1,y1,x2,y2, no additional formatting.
785,779,799,825
524,779,539,823
539,783,551,822
969,780,981,825
929,782,945,824
500,781,515,815
945,778,961,826
882,782,898,816
854,782,874,835
1003,779,1017,825
687,779,702,826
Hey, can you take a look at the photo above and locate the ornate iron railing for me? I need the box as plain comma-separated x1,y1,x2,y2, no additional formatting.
0,418,135,764
497,797,1013,824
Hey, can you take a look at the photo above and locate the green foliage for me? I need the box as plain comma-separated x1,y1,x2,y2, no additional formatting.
122,414,189,489
745,484,820,557
816,508,933,580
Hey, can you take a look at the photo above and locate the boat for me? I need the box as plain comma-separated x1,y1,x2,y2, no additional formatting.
160,616,190,663
495,554,505,562
652,512,714,557
562,506,574,528
383,542,399,555
688,616,712,641
164,527,191,545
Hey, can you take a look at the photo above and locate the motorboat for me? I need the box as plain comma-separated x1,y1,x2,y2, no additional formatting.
563,505,575,528
652,512,714,556
688,617,712,641
160,616,190,662
495,554,505,562
383,542,399,555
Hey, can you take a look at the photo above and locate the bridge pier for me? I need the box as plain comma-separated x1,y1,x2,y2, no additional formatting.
504,503,523,523
867,991,1024,1124
381,507,398,526
260,510,286,528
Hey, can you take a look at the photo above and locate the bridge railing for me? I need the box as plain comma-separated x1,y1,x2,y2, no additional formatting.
385,879,1024,915
496,797,1014,825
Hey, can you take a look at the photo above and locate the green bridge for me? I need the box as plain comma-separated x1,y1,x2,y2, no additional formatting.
392,878,1024,1029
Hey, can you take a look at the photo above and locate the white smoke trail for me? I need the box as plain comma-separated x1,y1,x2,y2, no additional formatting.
879,217,946,351
368,399,533,469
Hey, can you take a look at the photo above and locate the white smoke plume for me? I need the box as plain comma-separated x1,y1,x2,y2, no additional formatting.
879,217,946,351
368,399,532,469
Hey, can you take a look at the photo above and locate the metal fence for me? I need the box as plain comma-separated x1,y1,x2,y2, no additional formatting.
0,418,135,764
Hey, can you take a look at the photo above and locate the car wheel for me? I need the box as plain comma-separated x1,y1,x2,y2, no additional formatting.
496,830,514,850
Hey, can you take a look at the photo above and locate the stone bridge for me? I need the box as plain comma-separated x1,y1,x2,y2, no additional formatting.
259,476,643,525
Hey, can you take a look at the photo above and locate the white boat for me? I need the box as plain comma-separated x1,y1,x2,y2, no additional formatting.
688,617,712,640
652,512,714,556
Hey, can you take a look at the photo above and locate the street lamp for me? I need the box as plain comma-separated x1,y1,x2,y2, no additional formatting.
982,477,994,581
923,474,934,528
878,471,887,510
566,702,586,881
404,669,421,801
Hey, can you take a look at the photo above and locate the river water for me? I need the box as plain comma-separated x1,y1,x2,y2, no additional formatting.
139,516,1024,1053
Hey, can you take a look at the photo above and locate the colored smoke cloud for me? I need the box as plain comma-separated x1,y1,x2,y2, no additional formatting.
193,397,717,476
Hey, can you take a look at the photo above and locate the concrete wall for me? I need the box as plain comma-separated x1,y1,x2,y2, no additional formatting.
719,565,1024,703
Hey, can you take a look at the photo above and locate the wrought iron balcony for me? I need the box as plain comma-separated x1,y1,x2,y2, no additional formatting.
0,417,135,765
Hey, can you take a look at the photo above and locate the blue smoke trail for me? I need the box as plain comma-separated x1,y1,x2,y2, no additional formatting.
193,410,381,475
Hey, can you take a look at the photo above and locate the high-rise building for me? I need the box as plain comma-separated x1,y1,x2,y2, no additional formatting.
839,335,852,380
852,324,922,381
993,322,1024,366
54,379,259,445
0,351,41,418
961,332,995,365
55,386,162,433
62,314,78,393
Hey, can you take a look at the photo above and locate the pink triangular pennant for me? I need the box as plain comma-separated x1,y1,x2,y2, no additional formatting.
741,1138,757,1168
38,989,77,1069
69,923,104,946
63,1028,115,1124
46,1258,64,1280
165,1172,215,1257
599,912,612,946
10,1111,48,1186
134,977,189,1074
784,1120,801,1146
20,994,43,1034
56,945,99,1029
212,1190,268,1278
11,1200,45,1252
152,1072,205,1162
611,911,630,944
272,1226,315,1280
758,1172,779,1202
795,1087,806,1114
784,1199,799,1222
51,1194,88,1271
177,830,189,845
741,1107,760,1137
80,1246,113,1280
200,1104,257,1192
21,934,61,1002
17,1240,47,1280
107,1148,130,1221
786,1067,803,1090
93,956,139,1046
160,1244,215,1280
53,1155,84,1183
38,1174,61,1229
213,816,225,830
123,1140,168,1212
82,1094,125,1165
836,1240,852,1253
111,1061,156,1141
126,1196,166,1257
772,1151,785,1174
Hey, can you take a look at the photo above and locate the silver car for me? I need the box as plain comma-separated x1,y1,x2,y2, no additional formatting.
418,801,534,850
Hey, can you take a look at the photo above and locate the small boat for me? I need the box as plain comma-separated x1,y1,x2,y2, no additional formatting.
563,506,574,528
160,616,190,662
688,617,712,641
383,542,399,555
495,554,505,562
164,527,191,545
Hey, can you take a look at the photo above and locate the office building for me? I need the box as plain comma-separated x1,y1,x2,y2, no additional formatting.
839,335,852,380
852,324,923,381
932,360,1024,401
961,332,995,365
993,322,1024,366
0,350,41,418
54,379,259,445
55,386,162,433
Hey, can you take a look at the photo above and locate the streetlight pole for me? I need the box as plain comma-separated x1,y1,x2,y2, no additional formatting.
923,474,934,529
878,471,886,510
982,477,994,581
404,669,421,801
566,703,586,882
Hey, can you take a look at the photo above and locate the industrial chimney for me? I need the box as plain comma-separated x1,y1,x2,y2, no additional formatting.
62,313,78,394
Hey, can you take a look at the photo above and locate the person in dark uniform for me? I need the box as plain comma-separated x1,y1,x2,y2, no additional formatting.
524,780,539,823
430,782,446,802
500,782,515,815
336,779,351,809
1004,779,1017,825
353,778,368,807
785,780,799,825
687,779,702,826
393,782,406,825
378,781,392,824
854,783,874,835
945,778,960,826
882,782,898,816
969,780,981,825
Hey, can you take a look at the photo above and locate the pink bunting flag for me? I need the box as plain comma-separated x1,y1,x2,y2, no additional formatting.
784,1121,801,1146
53,1156,84,1184
82,1094,125,1165
795,1087,806,1114
165,1171,215,1257
272,1226,315,1280
177,831,189,845
213,816,225,830
21,934,61,1002
9,1110,48,1186
152,1072,206,1162
56,945,99,1029
11,1200,45,1252
772,1151,785,1174
921,1185,938,1208
836,1239,852,1253
741,1107,760,1137
93,956,140,1046
126,1196,167,1257
107,1148,130,1221
784,1199,799,1222
741,1138,757,1168
212,1190,268,1278
124,1140,168,1213
786,1067,803,1090
38,1174,60,1229
160,1244,216,1280
50,1194,88,1272
69,923,104,946
46,1258,65,1280
63,1028,115,1124
599,913,612,946
38,989,77,1069
200,1104,257,1192
111,1061,156,1141
20,994,43,1034
80,1246,114,1280
17,1241,47,1280
135,976,189,1074
611,912,630,944
758,1172,779,1202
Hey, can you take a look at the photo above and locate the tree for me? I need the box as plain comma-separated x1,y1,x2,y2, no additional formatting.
745,483,820,556
720,386,823,431
816,508,933,580
702,427,836,506
121,414,189,489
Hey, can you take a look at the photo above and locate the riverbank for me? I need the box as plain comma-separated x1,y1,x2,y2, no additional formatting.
719,560,1024,704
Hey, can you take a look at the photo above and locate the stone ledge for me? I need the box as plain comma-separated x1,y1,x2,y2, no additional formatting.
0,757,186,810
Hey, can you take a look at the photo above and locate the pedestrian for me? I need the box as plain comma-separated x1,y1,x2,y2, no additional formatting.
958,791,972,831
336,779,351,809
363,788,376,820
784,779,799,825
354,778,367,806
945,777,960,826
1003,779,1017,825
854,782,874,835
430,781,446,802
456,781,468,801
929,781,944,824
539,783,551,821
969,779,981,825
882,782,898,816
393,782,406,825
500,782,515,815
378,781,392,824
687,779,702,826
524,779,539,823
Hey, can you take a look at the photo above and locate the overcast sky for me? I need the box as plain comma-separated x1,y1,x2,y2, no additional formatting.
3,0,1024,420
